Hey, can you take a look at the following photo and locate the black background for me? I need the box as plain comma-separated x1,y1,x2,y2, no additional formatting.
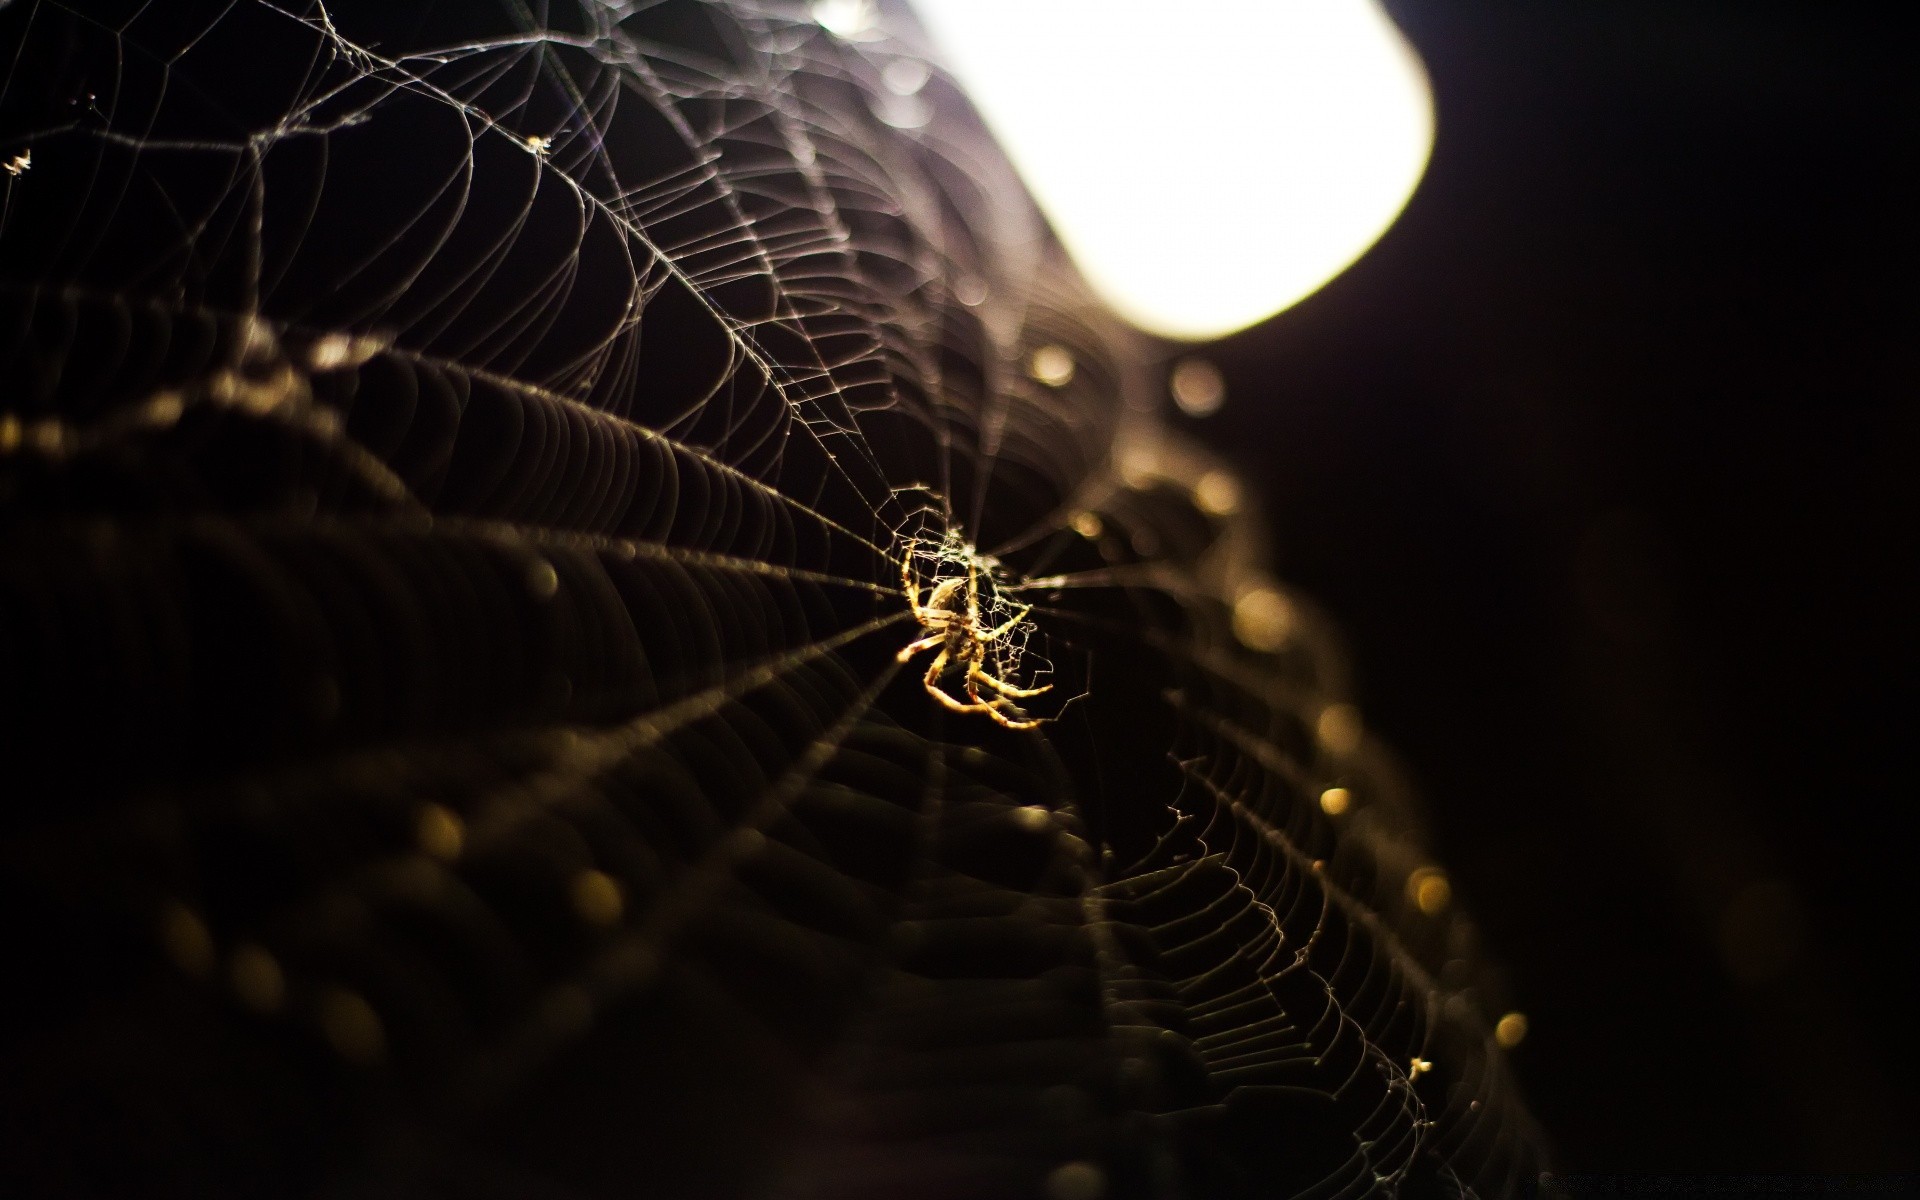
1187,0,1916,1172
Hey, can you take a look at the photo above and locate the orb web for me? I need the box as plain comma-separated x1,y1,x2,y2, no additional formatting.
0,2,1544,1196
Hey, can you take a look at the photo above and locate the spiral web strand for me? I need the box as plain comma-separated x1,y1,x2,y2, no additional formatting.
0,2,1543,1196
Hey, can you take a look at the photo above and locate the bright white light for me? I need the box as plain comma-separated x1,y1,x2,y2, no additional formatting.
812,0,880,40
911,0,1434,340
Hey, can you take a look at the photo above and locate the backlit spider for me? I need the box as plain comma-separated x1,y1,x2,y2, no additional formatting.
896,546,1051,729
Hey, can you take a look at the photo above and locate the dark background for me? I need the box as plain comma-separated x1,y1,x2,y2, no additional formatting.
1187,0,1917,1172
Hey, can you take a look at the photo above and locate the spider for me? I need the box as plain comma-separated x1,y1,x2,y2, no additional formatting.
896,546,1051,729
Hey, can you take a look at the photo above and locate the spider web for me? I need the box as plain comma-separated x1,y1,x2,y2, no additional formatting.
0,2,1544,1196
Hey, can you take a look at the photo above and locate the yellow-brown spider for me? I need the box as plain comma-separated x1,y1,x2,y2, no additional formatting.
896,546,1051,729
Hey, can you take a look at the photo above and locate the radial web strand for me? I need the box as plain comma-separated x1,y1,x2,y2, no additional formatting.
0,2,1543,1196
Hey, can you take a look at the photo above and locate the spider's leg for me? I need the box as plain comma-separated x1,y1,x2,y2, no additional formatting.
973,666,1052,699
982,602,1032,642
901,545,921,609
927,688,1006,717
922,650,1006,716
921,648,950,685
927,671,1005,717
984,702,1044,731
896,634,943,664
964,666,1015,711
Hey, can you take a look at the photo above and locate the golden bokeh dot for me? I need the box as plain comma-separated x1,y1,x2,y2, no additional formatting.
306,331,385,371
158,903,214,978
1117,448,1157,491
1495,1011,1530,1049
1169,357,1226,417
1071,511,1104,540
1407,867,1452,916
308,332,353,370
27,417,64,454
1028,344,1076,387
526,558,560,600
1315,703,1364,756
1193,470,1241,517
229,944,286,1014
317,987,386,1065
1013,804,1054,833
1232,587,1294,652
1045,1160,1108,1200
1318,786,1352,817
570,869,625,927
415,804,465,861
142,392,187,431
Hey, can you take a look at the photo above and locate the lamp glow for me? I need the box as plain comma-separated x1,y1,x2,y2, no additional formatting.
910,0,1434,340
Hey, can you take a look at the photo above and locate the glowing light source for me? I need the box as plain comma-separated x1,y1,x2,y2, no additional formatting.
1046,1161,1108,1200
912,0,1434,340
416,803,465,860
1494,1011,1529,1048
812,0,879,39
526,558,560,600
1233,586,1296,651
1028,344,1077,387
1316,702,1364,756
1193,469,1241,516
1169,357,1227,417
1407,867,1452,916
1014,804,1056,833
571,869,626,926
